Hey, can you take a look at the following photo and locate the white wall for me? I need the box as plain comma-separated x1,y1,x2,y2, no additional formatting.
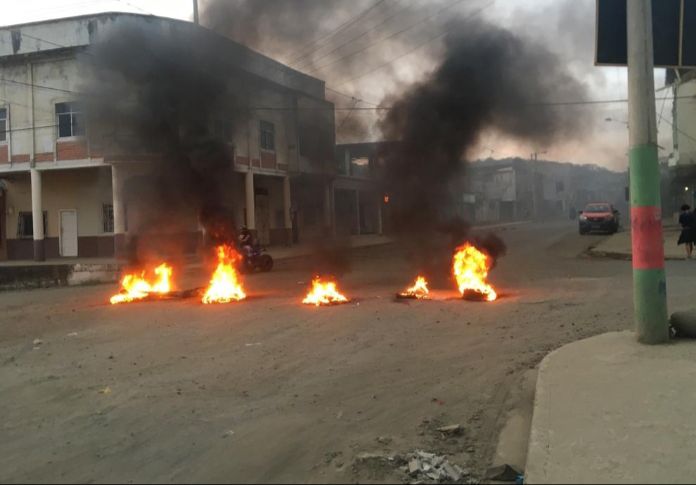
4,167,112,239
0,56,87,162
676,79,696,166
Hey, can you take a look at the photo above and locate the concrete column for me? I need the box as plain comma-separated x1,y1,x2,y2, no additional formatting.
111,164,127,259
323,181,334,234
30,168,44,261
283,175,292,245
355,189,361,235
377,193,383,235
245,170,255,230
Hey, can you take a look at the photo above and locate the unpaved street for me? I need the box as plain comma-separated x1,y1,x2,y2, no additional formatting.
1,222,694,483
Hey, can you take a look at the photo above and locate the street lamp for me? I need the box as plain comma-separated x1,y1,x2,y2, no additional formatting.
605,117,667,151
605,117,630,127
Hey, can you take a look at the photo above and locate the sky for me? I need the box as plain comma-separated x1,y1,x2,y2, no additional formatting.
0,0,675,171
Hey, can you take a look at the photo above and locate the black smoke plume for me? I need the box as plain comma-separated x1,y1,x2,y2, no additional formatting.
81,19,246,263
378,19,589,261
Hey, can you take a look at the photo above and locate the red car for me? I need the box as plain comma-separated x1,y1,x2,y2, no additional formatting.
579,203,620,235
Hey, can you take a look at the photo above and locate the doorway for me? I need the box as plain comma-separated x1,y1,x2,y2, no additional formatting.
59,210,78,257
255,194,270,246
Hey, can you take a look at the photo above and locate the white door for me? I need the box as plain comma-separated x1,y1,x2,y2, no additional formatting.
59,210,78,257
255,194,271,245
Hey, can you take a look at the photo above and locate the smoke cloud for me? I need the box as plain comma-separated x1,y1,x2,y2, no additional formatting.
200,0,444,143
378,19,590,248
81,18,246,262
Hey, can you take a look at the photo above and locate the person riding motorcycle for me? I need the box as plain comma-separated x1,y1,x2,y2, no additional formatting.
239,227,254,257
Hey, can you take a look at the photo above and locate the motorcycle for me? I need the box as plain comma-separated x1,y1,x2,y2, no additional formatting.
239,244,274,273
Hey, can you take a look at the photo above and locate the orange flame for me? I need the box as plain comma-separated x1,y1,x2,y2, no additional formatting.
453,243,497,301
202,245,247,304
302,277,349,306
110,263,173,304
400,276,430,299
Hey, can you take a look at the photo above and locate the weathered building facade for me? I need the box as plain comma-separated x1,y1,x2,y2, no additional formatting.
334,142,384,237
462,159,627,224
0,13,336,261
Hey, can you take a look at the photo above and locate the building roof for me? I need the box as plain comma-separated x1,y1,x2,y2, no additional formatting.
0,12,326,99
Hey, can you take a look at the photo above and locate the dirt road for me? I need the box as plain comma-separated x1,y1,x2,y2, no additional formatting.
1,222,693,483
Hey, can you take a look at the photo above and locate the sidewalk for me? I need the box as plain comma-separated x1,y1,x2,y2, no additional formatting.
589,226,686,260
525,331,696,484
0,235,393,290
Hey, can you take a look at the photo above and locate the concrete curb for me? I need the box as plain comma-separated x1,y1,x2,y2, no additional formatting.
587,247,687,261
0,263,120,291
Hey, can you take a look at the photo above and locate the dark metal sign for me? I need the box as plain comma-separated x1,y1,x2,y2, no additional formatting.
596,0,696,67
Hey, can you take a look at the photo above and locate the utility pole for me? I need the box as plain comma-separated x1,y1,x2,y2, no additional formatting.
627,0,669,344
193,0,199,25
530,151,546,220
530,153,537,220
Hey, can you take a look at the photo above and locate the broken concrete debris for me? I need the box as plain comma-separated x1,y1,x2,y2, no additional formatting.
406,450,468,482
355,451,405,466
436,424,462,435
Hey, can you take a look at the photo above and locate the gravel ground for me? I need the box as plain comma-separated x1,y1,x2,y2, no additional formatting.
1,221,693,483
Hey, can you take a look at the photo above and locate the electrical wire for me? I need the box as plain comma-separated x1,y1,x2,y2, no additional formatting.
288,0,387,66
305,0,470,75
661,117,696,146
115,0,153,16
294,0,418,70
335,0,493,87
336,99,360,132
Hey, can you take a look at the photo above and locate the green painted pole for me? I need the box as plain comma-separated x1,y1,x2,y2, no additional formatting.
627,0,669,344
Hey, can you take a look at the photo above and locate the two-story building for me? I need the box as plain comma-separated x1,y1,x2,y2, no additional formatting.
0,13,336,261
333,142,386,236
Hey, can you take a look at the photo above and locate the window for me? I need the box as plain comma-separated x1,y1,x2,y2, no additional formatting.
55,102,84,138
103,204,114,233
17,211,47,238
350,157,371,178
260,120,275,151
0,107,6,142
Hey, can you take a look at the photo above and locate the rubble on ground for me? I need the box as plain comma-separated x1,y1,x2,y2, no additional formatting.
403,450,470,483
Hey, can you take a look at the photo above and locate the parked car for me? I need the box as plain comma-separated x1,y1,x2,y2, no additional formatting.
579,203,620,234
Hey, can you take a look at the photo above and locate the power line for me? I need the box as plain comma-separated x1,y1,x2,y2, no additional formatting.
306,0,470,75
325,86,382,107
0,77,80,95
335,0,493,87
115,0,153,16
656,85,669,132
661,117,696,146
337,99,360,132
1,31,381,112
5,17,383,114
288,0,388,66
294,0,417,70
